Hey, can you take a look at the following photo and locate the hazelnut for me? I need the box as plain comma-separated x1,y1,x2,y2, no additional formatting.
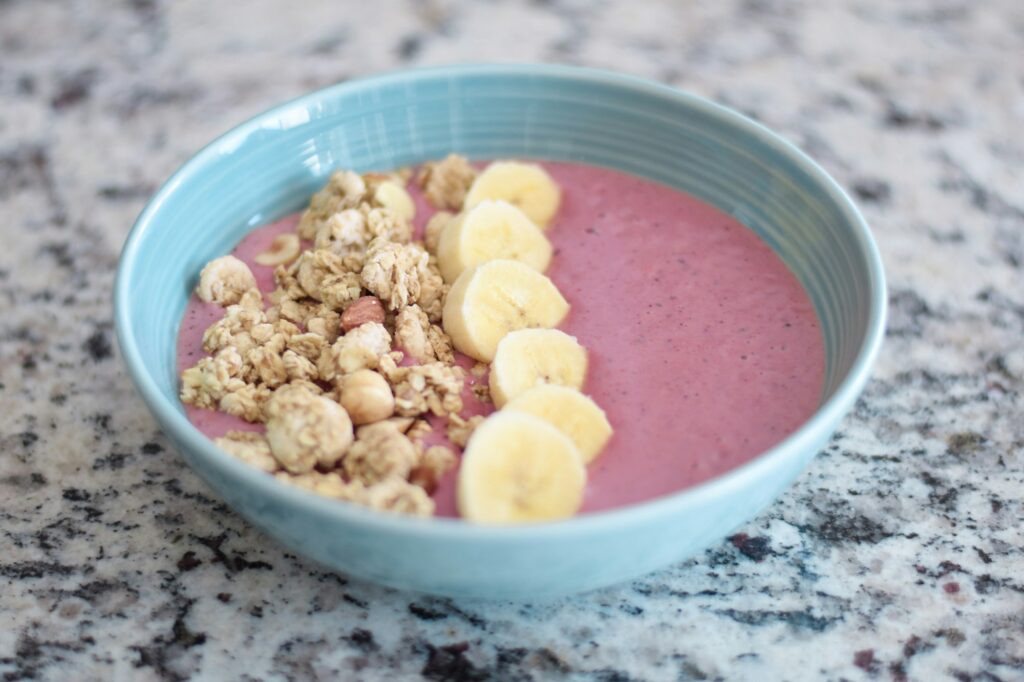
339,369,395,424
340,296,386,331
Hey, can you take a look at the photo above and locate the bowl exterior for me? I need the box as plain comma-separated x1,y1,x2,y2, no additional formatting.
115,65,885,599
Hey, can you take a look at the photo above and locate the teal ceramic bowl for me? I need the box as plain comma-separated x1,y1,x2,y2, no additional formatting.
115,64,885,599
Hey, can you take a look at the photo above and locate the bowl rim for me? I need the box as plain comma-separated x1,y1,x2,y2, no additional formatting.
114,63,887,541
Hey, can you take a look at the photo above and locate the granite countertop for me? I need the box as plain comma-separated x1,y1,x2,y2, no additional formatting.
1,1,1022,680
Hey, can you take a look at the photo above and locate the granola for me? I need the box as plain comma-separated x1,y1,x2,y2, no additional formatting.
378,353,465,418
327,321,392,378
471,383,492,404
275,471,434,516
410,444,456,493
394,304,454,363
423,211,452,255
343,422,419,485
360,238,432,311
264,386,354,474
196,256,258,306
406,418,434,442
296,170,367,240
416,260,447,323
417,154,476,210
215,431,277,472
180,350,247,411
446,414,484,449
219,383,272,422
180,160,505,518
275,471,362,500
361,477,434,516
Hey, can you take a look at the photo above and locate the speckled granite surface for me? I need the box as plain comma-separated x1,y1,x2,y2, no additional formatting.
1,1,1022,680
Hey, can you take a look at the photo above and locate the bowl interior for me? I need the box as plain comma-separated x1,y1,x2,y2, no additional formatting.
117,64,882,513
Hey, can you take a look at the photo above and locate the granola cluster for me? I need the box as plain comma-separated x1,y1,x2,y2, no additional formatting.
416,154,477,210
182,159,488,517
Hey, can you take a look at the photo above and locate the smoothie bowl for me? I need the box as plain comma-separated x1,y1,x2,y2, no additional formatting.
115,64,885,599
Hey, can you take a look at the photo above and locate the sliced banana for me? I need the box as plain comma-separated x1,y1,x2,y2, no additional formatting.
457,411,585,524
463,161,561,229
436,200,552,283
504,385,612,463
442,259,569,362
374,180,416,223
489,328,587,407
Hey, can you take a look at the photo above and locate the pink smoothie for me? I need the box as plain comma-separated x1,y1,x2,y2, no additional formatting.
177,162,824,517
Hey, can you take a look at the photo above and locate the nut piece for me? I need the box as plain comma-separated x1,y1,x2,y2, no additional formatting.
264,386,354,473
340,296,386,332
196,255,258,306
254,234,301,267
338,369,395,425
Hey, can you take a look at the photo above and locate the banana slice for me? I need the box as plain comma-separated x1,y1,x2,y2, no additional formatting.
489,328,587,407
436,200,553,283
463,161,561,229
504,385,612,463
457,411,586,524
442,259,569,362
